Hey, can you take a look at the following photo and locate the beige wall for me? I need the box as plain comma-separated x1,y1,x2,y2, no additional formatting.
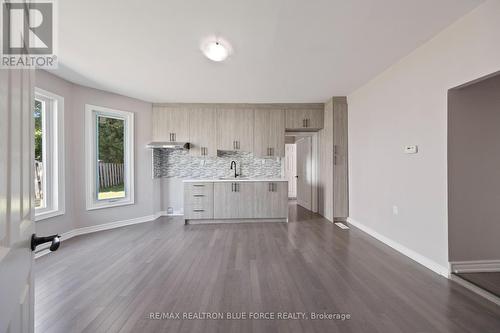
35,70,160,236
348,0,500,270
448,73,500,262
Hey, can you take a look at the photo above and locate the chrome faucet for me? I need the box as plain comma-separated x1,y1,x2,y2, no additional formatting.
230,161,239,178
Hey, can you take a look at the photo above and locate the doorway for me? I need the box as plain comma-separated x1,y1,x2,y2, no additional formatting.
285,133,318,213
296,137,312,210
448,71,500,304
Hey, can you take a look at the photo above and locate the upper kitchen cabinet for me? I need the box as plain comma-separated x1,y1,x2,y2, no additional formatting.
152,106,190,142
254,109,285,157
216,108,254,152
285,107,324,131
189,108,216,157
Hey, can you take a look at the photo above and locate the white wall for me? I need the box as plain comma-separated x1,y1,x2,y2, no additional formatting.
347,0,500,272
35,70,160,236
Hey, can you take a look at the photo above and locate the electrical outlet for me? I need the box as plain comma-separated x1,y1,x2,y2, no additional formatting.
392,205,399,215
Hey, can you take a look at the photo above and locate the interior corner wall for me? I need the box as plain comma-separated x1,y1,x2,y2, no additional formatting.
448,73,500,262
35,70,158,236
347,0,500,270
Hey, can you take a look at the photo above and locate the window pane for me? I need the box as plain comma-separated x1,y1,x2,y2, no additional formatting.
34,99,45,208
97,116,125,200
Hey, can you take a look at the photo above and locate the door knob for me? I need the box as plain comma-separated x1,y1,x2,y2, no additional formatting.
31,233,61,252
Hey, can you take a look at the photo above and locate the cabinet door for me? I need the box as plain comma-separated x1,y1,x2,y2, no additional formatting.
216,108,254,152
254,182,288,218
168,108,190,142
213,182,255,219
254,109,285,157
189,108,216,157
152,106,190,142
268,110,285,157
305,108,324,130
333,101,348,218
152,106,169,141
285,108,323,130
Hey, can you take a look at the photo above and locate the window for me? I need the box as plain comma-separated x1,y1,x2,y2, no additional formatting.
85,105,134,210
34,88,65,221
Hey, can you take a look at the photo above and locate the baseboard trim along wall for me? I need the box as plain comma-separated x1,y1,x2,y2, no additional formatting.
346,218,450,278
450,260,500,273
450,274,500,306
35,211,182,258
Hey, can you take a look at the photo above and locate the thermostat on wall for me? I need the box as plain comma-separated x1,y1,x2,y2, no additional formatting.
404,145,418,154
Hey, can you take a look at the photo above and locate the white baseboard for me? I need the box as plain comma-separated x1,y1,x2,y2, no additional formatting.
346,218,449,278
450,260,500,273
35,210,184,259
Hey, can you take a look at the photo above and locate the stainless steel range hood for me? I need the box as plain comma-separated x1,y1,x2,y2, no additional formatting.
146,142,190,149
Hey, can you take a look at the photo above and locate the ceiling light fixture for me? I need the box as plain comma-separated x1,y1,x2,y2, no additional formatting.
201,37,231,62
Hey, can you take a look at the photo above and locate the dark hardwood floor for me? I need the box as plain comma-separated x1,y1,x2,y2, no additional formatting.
456,272,500,298
35,204,500,333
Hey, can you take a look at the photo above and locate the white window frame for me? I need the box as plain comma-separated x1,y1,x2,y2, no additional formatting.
34,88,65,221
85,104,134,210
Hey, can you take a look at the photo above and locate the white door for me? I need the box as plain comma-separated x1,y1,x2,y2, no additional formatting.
0,68,36,332
285,144,297,198
296,137,312,210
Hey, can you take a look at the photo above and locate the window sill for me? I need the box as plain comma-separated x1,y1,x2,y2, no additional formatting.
86,199,135,211
35,209,65,222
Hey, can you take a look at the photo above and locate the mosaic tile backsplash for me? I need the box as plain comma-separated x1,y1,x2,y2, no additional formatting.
153,149,283,179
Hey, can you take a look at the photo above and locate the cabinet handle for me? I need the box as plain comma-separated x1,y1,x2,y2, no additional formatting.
302,119,306,127
231,183,235,192
193,184,205,187
169,133,172,141
193,209,205,212
173,133,176,141
236,141,240,150
305,119,309,128
268,182,271,192
270,147,274,156
193,194,205,197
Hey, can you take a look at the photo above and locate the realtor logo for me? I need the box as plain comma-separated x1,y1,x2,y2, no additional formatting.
1,0,57,68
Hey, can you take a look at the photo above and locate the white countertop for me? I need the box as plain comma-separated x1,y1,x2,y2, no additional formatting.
183,178,287,183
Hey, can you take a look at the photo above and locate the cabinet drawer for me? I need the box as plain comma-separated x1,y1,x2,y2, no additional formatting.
184,205,213,219
185,182,214,195
187,194,212,208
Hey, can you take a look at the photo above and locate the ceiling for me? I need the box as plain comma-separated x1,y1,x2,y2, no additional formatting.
52,0,483,103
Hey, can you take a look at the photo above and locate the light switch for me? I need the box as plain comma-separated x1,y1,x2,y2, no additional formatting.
404,145,418,154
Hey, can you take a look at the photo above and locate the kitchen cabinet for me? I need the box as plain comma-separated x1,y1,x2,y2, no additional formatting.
189,108,216,157
254,109,285,157
285,108,324,130
152,106,190,142
183,182,214,219
213,182,255,219
184,179,288,223
333,100,349,219
216,108,254,152
253,182,288,218
318,97,348,221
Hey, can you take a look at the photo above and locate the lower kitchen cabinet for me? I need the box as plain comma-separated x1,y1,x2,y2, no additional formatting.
184,180,288,222
213,182,255,219
183,182,214,219
254,182,288,218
